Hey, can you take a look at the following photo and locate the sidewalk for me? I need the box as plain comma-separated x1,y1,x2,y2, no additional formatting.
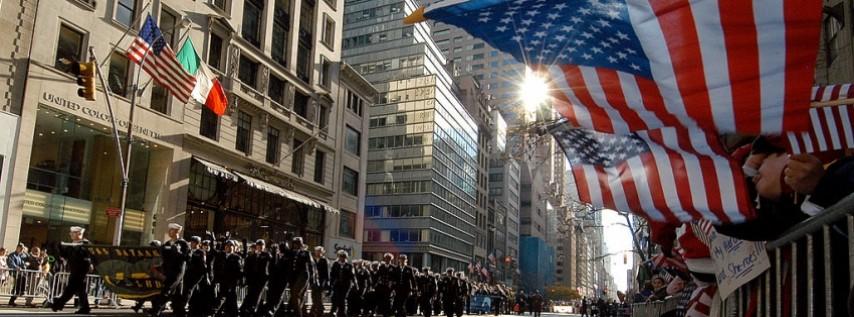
0,307,582,316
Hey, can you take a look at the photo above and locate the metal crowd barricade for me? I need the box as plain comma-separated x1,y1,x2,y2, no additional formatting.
630,297,678,317
717,193,854,317
0,268,118,308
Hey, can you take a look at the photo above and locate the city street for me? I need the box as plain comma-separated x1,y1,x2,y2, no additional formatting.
0,308,582,317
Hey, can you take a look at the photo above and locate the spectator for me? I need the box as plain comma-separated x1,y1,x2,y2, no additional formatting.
0,248,8,289
7,243,29,306
25,246,45,306
648,276,668,301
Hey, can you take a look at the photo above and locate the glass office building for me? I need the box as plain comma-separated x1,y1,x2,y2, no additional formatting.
343,0,478,270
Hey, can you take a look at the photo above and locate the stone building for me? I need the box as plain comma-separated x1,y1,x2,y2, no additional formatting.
0,0,369,251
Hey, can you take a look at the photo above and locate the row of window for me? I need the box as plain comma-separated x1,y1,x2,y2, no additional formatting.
366,180,431,196
368,109,433,128
365,204,429,218
366,156,432,173
367,133,430,151
363,229,423,242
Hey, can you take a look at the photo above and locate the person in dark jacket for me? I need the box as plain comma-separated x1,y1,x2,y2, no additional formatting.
349,259,371,317
262,237,288,317
242,239,272,315
288,237,315,317
214,240,243,316
7,243,28,307
330,250,357,317
530,291,543,317
375,254,395,317
185,236,209,316
150,223,190,316
418,267,438,317
50,227,92,314
440,268,460,317
392,254,418,317
311,246,329,317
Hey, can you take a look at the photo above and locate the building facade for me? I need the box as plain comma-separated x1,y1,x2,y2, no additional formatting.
487,110,520,285
343,0,479,271
455,75,493,270
1,0,362,249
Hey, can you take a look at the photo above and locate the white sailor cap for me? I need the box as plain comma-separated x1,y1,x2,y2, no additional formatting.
167,223,183,230
70,226,85,233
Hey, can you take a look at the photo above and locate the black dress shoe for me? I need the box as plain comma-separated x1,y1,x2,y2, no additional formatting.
74,308,91,314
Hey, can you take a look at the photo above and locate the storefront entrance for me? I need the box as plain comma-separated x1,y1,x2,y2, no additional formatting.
22,107,167,247
187,158,325,246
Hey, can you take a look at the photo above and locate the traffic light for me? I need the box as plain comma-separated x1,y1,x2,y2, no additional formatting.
72,61,96,101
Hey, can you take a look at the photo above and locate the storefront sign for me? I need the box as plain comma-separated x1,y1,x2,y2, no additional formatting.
23,190,91,224
41,92,162,140
709,229,771,298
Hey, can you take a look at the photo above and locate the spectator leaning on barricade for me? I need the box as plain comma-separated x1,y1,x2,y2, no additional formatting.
7,243,29,306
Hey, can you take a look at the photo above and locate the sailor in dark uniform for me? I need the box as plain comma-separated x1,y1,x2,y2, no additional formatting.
418,267,438,317
288,237,315,317
50,226,92,314
392,255,418,317
329,250,357,317
311,246,330,317
375,254,395,317
214,240,243,316
151,223,190,316
349,259,371,317
184,236,209,316
440,268,459,317
241,239,272,315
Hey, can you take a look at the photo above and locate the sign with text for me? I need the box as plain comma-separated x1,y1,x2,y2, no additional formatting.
709,230,770,298
86,245,163,299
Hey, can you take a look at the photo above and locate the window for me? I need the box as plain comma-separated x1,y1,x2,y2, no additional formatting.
159,9,178,46
344,126,360,155
238,55,259,89
108,51,130,97
345,90,363,116
199,106,219,140
318,106,329,129
269,75,286,105
115,0,137,27
342,167,358,196
473,43,485,49
297,0,314,82
322,14,335,49
293,91,309,118
212,0,228,11
320,58,332,89
266,127,280,164
434,29,449,37
242,0,263,47
272,0,291,66
292,139,305,175
150,86,169,114
208,33,225,70
339,211,356,238
313,151,325,183
236,111,252,154
365,230,381,242
55,25,84,74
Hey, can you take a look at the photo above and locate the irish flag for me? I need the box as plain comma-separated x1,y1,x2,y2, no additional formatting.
176,38,228,116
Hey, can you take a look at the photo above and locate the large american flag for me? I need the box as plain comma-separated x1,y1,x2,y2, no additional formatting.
786,84,854,154
422,0,821,135
127,16,196,103
552,124,753,224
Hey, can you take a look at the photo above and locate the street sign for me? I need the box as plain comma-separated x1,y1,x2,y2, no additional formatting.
106,207,121,218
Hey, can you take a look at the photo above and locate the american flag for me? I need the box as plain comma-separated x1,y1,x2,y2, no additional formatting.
127,15,196,103
421,0,821,135
552,124,753,224
786,84,854,154
690,219,714,247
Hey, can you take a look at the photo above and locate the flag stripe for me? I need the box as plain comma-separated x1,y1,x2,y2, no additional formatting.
783,0,823,132
754,0,787,134
718,0,760,133
692,0,737,133
597,69,649,131
126,19,196,104
786,104,854,154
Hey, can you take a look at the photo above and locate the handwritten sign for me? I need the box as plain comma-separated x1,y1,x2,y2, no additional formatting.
708,229,770,298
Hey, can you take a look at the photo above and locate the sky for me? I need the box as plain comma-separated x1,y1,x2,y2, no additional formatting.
600,208,634,292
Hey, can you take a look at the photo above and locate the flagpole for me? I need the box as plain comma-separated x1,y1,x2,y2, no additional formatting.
113,37,157,247
89,47,129,209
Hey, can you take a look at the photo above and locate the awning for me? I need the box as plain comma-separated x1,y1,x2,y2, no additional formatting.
194,157,239,182
234,171,336,212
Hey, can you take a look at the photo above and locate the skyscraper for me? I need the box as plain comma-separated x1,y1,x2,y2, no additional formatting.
343,0,479,270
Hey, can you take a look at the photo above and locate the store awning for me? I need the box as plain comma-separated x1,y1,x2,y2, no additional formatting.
194,157,239,182
234,171,336,212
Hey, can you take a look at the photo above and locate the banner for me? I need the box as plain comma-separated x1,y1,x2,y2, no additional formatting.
708,230,771,298
85,245,164,299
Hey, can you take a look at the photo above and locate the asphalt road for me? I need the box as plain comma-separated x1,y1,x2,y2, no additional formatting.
0,308,581,316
